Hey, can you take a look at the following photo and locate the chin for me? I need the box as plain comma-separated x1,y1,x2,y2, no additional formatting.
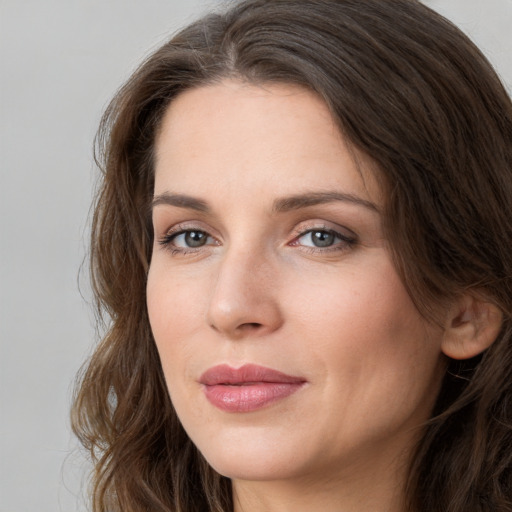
193,428,310,482
206,454,299,482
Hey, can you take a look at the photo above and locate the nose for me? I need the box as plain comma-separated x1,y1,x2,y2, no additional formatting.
206,247,283,339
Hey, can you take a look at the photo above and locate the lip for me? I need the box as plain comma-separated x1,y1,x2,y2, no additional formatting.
199,364,306,413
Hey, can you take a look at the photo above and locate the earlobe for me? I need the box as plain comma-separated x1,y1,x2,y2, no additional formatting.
441,295,503,360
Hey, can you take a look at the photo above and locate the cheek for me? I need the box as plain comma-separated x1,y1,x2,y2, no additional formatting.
146,261,206,378
284,257,420,350
285,257,444,416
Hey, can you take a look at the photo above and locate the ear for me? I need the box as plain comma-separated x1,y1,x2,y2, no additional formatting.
441,295,503,360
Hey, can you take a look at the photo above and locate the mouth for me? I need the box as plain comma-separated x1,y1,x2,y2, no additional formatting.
199,364,307,413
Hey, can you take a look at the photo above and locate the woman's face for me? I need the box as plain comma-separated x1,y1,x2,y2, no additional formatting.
147,81,447,485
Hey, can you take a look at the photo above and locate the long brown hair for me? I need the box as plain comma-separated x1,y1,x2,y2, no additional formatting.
72,1,512,510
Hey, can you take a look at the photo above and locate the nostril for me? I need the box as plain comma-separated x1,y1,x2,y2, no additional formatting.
240,322,262,330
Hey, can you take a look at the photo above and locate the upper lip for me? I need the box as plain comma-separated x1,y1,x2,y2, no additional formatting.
199,364,306,386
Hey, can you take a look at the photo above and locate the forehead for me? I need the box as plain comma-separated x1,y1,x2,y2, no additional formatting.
154,80,381,206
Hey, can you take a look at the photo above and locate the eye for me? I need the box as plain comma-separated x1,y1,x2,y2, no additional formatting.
172,230,210,248
300,230,338,248
291,227,357,251
158,228,217,252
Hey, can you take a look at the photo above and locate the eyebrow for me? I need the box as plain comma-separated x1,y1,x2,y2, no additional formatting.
151,193,210,212
272,191,379,213
151,191,379,214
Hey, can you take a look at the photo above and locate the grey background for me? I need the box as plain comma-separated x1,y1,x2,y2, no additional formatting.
1,1,511,511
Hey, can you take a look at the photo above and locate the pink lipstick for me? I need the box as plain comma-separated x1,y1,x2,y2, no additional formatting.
199,364,306,412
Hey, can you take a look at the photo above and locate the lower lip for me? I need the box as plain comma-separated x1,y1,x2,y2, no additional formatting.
203,382,304,412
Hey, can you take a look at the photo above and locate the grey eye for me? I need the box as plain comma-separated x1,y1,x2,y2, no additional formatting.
184,231,208,247
173,230,210,248
311,231,335,247
299,230,337,248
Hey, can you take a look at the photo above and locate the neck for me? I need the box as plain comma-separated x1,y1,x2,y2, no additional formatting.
232,442,413,512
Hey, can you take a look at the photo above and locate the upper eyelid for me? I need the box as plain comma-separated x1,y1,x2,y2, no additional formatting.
158,228,353,255
155,219,358,243
162,226,218,243
290,220,357,239
158,220,218,238
296,227,354,239
291,228,357,248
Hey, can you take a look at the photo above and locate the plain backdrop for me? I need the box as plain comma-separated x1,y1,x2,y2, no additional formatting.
1,1,511,511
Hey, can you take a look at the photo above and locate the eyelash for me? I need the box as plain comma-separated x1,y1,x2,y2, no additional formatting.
157,224,357,255
157,225,216,255
290,226,357,254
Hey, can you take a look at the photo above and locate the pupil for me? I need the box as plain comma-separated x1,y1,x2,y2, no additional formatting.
185,231,206,247
312,231,334,247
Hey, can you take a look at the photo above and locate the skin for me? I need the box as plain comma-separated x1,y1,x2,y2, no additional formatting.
147,80,449,512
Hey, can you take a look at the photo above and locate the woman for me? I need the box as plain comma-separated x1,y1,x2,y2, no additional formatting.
72,0,512,511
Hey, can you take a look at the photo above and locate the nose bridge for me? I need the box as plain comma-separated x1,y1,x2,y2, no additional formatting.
206,240,282,337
